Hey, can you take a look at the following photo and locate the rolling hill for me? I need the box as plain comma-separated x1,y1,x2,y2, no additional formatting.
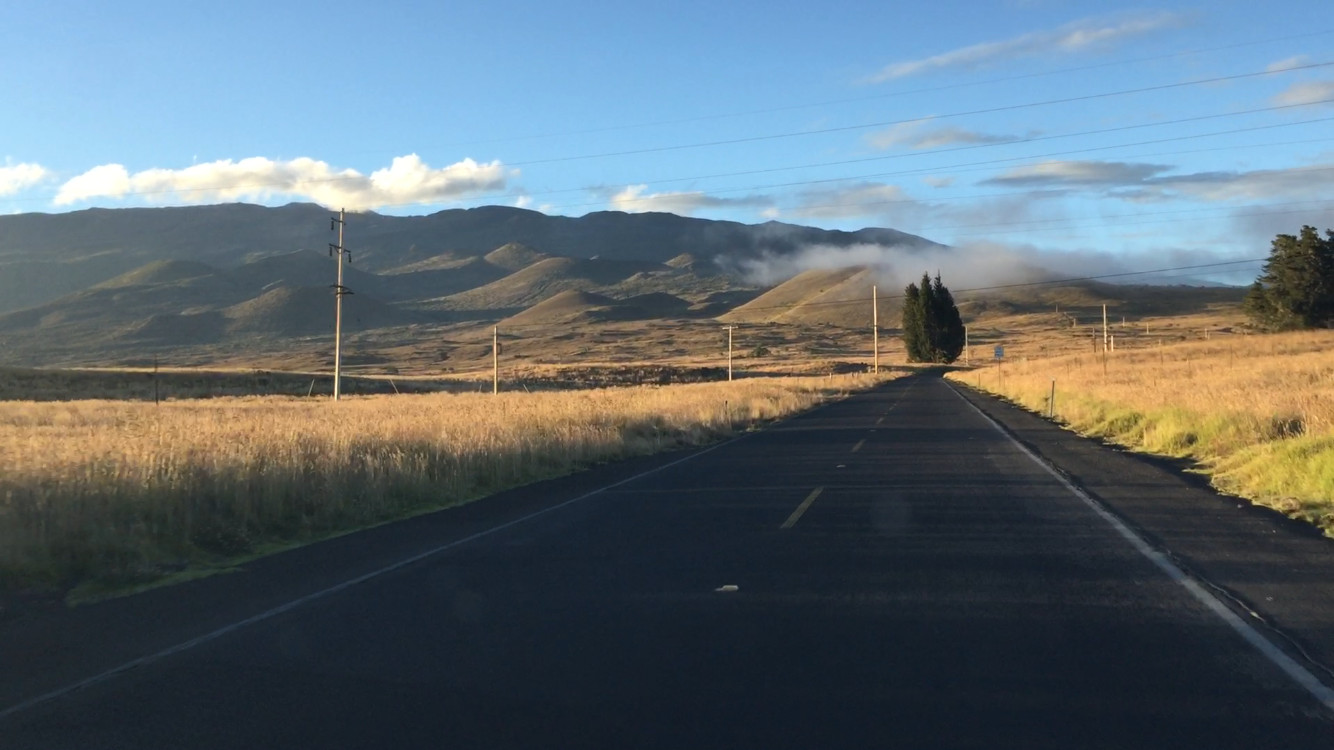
500,290,698,328
430,257,670,312
722,267,884,328
0,203,945,314
224,286,419,336
500,290,619,327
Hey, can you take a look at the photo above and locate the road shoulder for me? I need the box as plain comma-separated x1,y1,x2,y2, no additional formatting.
950,379,1334,688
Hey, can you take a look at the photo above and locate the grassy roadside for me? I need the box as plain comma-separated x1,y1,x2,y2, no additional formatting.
945,331,1334,536
0,374,891,600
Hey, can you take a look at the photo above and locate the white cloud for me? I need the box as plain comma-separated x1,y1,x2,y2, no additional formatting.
608,185,772,215
1266,55,1310,73
867,12,1182,81
1151,163,1334,202
1272,80,1334,107
786,181,1063,242
983,160,1172,187
866,118,1019,150
787,183,912,219
922,176,955,188
55,163,131,203
976,159,1334,205
53,154,511,209
0,162,49,196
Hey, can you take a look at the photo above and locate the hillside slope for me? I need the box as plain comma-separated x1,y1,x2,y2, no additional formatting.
0,203,945,314
723,267,882,327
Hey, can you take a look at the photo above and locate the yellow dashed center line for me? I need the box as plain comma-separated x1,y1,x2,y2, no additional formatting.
781,487,824,529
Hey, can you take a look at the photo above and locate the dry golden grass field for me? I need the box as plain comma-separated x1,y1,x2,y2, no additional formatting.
949,329,1334,536
0,374,890,600
7,284,1310,606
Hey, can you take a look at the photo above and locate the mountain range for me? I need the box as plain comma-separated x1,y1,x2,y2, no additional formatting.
0,203,1243,369
0,202,941,313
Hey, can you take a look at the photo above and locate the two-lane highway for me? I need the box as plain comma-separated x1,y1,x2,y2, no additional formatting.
3,375,1332,748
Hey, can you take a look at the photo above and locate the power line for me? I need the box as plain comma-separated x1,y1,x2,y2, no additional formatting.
508,61,1334,166
15,108,1328,212
523,120,1334,203
542,105,1334,212
421,29,1334,150
9,72,1329,213
769,169,1334,219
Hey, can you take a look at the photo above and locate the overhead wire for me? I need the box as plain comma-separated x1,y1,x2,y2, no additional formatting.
6,58,1330,207
425,28,1334,149
8,43,1331,265
506,61,1334,166
16,100,1328,214
542,103,1334,212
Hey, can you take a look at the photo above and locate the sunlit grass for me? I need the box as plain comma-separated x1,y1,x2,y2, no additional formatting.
947,330,1334,535
0,374,889,595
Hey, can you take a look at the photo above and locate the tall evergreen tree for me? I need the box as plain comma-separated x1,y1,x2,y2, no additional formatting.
902,282,928,361
901,271,966,363
1244,226,1334,331
918,272,938,360
931,273,966,362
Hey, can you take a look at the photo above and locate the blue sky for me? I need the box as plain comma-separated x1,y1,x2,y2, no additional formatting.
2,1,1332,282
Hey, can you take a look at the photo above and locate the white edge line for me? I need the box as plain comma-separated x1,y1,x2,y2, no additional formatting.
0,435,744,722
946,381,1334,713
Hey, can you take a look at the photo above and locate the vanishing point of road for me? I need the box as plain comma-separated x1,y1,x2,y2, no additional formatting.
3,373,1333,748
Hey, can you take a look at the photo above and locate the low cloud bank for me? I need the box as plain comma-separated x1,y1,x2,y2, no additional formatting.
720,241,1256,290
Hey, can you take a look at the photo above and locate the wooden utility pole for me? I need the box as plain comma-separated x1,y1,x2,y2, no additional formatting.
964,325,970,366
724,325,736,381
330,209,351,401
1102,304,1109,353
493,326,499,394
872,285,879,374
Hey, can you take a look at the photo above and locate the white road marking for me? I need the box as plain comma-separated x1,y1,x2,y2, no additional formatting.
781,487,824,529
0,435,746,721
947,382,1334,712
851,439,865,453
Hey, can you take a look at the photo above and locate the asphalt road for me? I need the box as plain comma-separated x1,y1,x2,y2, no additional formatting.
4,374,1334,748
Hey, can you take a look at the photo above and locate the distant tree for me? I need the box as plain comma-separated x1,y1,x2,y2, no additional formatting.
902,281,928,361
901,272,966,363
1244,226,1334,331
930,273,966,362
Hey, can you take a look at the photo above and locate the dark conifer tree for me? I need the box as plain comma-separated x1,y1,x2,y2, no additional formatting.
1244,226,1334,331
902,271,966,363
